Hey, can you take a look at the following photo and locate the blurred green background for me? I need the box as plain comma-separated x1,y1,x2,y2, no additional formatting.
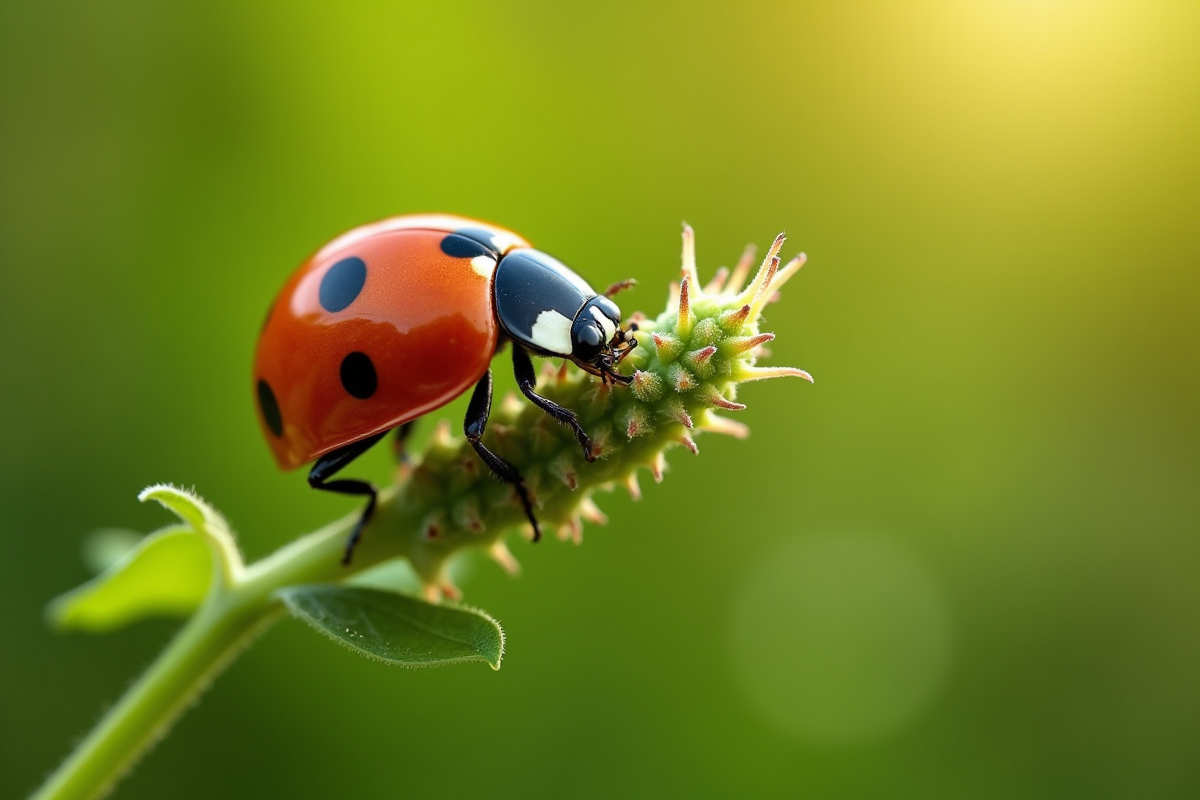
2,2,1196,798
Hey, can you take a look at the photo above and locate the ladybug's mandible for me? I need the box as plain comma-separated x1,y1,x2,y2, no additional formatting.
254,214,638,563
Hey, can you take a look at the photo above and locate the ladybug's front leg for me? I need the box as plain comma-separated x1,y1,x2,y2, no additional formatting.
511,346,594,462
308,430,387,565
464,368,543,542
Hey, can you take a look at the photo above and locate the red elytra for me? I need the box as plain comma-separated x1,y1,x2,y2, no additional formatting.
254,214,529,470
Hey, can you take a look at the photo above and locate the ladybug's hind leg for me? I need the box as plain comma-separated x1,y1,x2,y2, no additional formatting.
308,430,388,565
512,346,594,461
464,368,542,542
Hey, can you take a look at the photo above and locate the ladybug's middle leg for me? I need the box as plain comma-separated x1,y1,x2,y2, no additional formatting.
511,346,594,462
391,420,417,464
308,429,387,565
464,368,542,543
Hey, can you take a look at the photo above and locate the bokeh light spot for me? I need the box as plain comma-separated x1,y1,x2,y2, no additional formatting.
729,532,952,745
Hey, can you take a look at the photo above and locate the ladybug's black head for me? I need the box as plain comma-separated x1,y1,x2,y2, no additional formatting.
492,248,637,383
571,295,637,385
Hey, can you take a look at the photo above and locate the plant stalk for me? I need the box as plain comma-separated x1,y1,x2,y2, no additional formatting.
32,513,364,800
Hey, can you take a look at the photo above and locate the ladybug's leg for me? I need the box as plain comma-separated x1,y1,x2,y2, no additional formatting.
464,368,542,543
511,345,594,462
308,430,388,565
391,420,417,464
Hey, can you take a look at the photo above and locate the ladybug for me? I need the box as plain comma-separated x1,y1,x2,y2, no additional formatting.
254,214,637,564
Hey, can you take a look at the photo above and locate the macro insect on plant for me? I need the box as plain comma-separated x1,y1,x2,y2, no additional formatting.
37,222,813,800
253,214,638,564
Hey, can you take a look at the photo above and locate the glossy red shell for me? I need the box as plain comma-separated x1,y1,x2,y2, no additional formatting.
254,215,531,470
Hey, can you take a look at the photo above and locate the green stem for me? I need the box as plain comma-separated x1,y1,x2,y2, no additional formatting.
32,511,371,800
32,601,276,800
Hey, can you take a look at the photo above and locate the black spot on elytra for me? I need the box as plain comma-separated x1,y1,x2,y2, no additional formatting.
257,379,283,437
340,351,377,399
452,227,504,255
319,257,367,313
440,233,494,260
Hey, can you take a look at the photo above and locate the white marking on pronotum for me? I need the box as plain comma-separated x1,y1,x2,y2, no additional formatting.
470,255,495,278
489,231,525,254
591,306,618,341
529,309,573,355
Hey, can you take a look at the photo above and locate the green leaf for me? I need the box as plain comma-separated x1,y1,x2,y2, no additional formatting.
278,585,505,670
139,484,243,576
47,527,213,633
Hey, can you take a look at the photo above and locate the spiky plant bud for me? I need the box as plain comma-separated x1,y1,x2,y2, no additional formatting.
370,226,813,598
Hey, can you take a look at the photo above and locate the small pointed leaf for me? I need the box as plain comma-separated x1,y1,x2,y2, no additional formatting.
139,484,243,575
47,527,213,633
278,585,505,670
